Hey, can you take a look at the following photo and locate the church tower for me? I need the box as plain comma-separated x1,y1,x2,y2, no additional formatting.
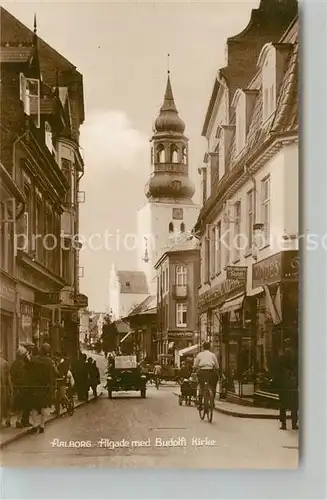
137,70,200,293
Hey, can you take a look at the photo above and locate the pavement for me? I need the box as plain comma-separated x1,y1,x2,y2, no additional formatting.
0,349,107,450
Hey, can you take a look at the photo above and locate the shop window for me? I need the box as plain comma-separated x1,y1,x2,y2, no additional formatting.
261,176,270,245
176,265,187,286
176,303,187,327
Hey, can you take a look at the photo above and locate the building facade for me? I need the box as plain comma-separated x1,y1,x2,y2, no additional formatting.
154,237,200,365
195,4,298,404
137,73,200,294
123,295,157,362
109,266,149,320
0,8,87,358
0,162,26,362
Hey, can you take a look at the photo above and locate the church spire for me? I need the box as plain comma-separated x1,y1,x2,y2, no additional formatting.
154,64,185,135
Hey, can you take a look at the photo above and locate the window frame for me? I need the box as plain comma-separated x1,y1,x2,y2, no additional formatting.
262,48,277,122
215,221,222,275
261,176,270,246
176,302,187,328
234,201,241,262
246,190,254,252
176,265,187,287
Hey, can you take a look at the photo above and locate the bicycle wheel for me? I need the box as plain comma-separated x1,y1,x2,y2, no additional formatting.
198,392,206,420
207,388,213,423
67,397,74,416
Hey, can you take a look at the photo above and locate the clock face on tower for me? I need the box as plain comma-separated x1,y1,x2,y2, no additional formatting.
173,208,183,220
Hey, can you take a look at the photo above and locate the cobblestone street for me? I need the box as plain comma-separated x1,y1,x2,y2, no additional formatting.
2,374,299,469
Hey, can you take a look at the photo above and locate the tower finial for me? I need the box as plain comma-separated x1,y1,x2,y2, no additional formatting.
167,53,170,75
33,13,37,34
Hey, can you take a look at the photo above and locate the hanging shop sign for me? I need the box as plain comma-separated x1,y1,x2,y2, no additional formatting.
226,266,248,281
75,293,88,308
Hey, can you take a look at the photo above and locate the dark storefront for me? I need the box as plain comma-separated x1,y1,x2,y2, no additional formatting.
251,250,299,406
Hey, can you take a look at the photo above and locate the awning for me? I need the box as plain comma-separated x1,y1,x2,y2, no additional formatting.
120,332,132,344
179,344,199,357
247,286,264,297
168,341,175,350
219,293,245,314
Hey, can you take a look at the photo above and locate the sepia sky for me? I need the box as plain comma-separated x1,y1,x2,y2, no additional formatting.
4,0,259,311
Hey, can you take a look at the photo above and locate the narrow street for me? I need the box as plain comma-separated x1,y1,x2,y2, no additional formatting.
2,354,299,469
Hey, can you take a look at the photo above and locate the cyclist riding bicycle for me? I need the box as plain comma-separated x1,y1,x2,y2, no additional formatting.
193,341,219,408
153,363,162,387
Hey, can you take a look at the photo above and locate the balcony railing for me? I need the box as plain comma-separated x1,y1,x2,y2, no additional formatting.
172,285,188,298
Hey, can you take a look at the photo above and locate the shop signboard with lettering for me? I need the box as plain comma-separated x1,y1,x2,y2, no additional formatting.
252,253,282,288
281,250,299,280
0,278,16,312
35,291,61,305
252,251,299,288
198,278,245,311
226,266,247,281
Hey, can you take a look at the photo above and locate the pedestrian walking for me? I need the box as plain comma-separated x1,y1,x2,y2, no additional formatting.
274,338,299,430
10,346,32,428
29,343,59,434
0,353,12,428
87,358,100,398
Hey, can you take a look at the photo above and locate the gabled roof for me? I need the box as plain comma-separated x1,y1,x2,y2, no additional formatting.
154,236,199,269
117,270,149,294
195,16,299,231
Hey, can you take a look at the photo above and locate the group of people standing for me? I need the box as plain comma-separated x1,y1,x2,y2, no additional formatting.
0,344,100,434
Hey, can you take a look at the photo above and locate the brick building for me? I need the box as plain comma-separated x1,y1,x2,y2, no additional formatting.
195,1,298,405
0,7,87,359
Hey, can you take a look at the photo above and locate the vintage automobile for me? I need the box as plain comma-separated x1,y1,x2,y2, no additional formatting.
106,355,147,398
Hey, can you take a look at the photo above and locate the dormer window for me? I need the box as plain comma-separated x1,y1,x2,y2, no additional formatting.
232,90,246,155
258,43,277,121
20,73,40,128
45,122,53,152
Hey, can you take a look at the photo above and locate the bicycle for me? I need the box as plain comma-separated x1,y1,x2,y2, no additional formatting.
198,380,214,423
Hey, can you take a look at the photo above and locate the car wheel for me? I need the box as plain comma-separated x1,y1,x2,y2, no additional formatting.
108,391,112,399
141,389,146,398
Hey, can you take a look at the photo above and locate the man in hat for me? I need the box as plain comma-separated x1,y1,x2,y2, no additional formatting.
0,351,12,428
274,337,299,430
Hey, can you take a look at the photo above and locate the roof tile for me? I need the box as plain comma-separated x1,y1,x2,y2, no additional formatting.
117,270,149,294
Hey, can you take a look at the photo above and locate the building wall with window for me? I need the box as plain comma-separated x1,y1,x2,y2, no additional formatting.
155,237,200,364
0,7,86,358
195,12,299,403
137,201,199,294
